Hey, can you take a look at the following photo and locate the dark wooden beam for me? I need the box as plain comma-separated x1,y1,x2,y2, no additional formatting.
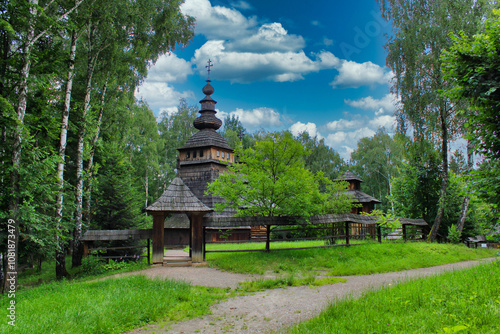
265,225,271,252
190,212,206,263
152,213,165,264
345,222,350,246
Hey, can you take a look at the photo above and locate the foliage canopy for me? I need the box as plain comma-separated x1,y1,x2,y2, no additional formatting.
207,131,352,218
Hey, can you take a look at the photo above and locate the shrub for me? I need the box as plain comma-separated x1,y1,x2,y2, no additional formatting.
447,224,462,244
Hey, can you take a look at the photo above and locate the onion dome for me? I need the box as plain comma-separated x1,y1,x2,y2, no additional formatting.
193,80,222,130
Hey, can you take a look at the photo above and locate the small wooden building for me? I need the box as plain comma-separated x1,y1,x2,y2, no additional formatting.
337,170,381,236
338,170,381,214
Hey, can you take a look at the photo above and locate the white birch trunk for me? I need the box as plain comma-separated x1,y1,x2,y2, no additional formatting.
82,76,108,239
73,45,96,267
456,139,474,232
55,30,78,230
7,0,38,292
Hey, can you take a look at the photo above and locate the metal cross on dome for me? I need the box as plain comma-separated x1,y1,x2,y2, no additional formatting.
205,59,213,79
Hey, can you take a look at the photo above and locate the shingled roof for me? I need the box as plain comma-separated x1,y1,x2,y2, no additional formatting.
338,170,364,183
178,129,233,151
345,190,382,204
145,177,213,213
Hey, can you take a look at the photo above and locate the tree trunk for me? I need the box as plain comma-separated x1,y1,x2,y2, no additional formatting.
72,45,97,269
456,139,474,232
428,109,449,242
388,174,394,213
6,0,38,293
145,168,149,208
55,30,78,274
74,77,108,267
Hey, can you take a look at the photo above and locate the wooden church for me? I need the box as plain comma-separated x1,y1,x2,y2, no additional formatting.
157,79,252,253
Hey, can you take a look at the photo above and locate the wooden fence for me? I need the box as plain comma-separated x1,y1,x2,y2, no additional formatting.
202,213,427,258
81,229,152,264
81,213,428,264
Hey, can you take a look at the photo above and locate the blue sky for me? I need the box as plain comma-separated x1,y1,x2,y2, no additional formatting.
135,0,398,160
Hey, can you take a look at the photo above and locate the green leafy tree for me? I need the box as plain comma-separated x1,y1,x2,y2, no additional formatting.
350,129,405,212
157,99,198,191
470,159,500,226
376,0,491,241
296,132,345,181
362,209,401,231
442,10,500,161
63,0,194,270
207,131,351,218
127,101,163,209
442,10,500,224
1,0,86,290
389,140,442,225
390,140,476,239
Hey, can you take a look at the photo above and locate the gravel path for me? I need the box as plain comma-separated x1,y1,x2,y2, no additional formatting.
127,257,497,334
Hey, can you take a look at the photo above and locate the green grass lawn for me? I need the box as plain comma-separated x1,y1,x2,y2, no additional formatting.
288,260,500,333
0,275,227,334
4,242,497,334
206,241,498,275
18,256,150,287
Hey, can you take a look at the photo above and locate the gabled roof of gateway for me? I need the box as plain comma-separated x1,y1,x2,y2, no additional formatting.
145,177,213,213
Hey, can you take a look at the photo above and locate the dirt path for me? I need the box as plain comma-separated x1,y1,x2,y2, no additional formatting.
127,257,497,334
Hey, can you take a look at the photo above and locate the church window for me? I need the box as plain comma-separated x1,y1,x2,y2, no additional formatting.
186,152,190,158
217,150,220,157
199,150,204,157
222,152,225,158
193,151,197,158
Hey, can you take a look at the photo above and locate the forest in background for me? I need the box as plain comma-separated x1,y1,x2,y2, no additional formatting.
1,0,499,287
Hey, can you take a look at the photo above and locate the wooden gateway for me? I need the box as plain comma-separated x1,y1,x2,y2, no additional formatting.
145,177,212,264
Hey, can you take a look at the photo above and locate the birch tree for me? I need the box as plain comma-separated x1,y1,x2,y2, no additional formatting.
2,0,85,287
68,0,193,270
376,0,490,241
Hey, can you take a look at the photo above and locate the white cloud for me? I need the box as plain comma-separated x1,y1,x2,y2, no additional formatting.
228,22,305,53
181,0,257,40
331,61,393,88
134,82,193,110
181,0,393,90
145,54,192,82
182,0,342,83
231,0,252,10
193,42,338,83
229,107,283,128
370,115,396,130
345,93,398,115
326,118,363,132
322,111,396,160
289,122,322,139
325,127,376,160
323,37,334,46
157,106,180,120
